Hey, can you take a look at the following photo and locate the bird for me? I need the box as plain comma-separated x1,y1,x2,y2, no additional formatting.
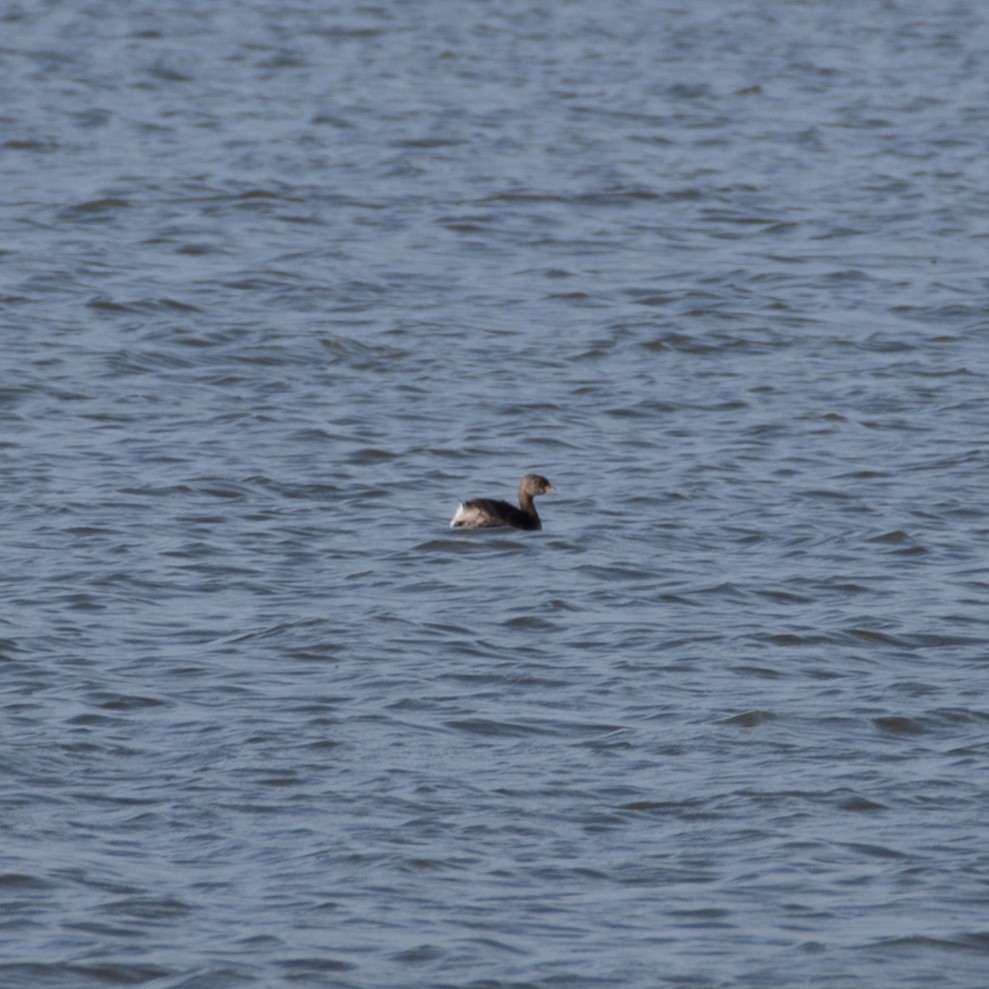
450,474,556,530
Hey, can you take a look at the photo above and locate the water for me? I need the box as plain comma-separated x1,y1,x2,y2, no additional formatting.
2,1,989,986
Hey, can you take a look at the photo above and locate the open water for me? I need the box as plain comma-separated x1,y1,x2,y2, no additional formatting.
2,1,989,987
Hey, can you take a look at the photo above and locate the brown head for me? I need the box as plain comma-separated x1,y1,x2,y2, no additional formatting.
518,474,556,499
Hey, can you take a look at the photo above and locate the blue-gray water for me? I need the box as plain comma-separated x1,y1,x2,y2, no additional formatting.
3,2,989,987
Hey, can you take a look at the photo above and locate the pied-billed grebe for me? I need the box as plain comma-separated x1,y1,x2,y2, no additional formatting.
450,474,556,530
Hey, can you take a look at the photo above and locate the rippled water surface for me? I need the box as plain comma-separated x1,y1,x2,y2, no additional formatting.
3,1,989,987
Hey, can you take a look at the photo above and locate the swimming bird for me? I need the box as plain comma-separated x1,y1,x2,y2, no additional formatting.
450,474,556,530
